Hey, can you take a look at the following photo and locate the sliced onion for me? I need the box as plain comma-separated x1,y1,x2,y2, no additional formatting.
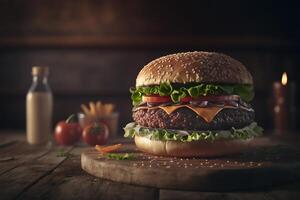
225,101,239,107
176,130,190,136
239,100,251,108
190,100,209,107
189,95,240,102
147,102,160,107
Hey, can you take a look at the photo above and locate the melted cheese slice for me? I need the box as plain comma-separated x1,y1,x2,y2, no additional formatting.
135,105,244,123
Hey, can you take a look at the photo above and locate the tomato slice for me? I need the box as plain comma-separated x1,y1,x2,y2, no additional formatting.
180,96,193,103
142,95,172,103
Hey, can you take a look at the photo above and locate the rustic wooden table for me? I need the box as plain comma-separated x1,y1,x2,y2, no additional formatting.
0,131,300,200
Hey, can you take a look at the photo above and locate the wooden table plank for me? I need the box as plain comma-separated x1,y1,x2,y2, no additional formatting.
0,133,299,200
0,141,52,175
81,137,300,191
17,147,159,200
267,182,300,200
159,190,274,200
159,182,300,200
0,145,73,200
0,132,24,141
0,133,24,151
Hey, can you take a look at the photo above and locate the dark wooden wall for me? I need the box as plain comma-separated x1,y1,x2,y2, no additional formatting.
0,0,300,133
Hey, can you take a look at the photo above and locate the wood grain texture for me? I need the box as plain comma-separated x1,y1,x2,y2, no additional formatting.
0,141,51,175
1,0,298,39
160,182,300,200
0,133,300,200
0,145,73,200
267,182,300,200
0,133,51,175
159,190,273,200
18,147,159,200
0,36,294,48
81,138,300,191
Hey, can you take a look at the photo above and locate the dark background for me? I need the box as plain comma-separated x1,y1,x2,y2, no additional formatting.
0,0,299,134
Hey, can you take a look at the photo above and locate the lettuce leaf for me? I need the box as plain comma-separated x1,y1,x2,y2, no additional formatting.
170,87,188,102
105,153,135,160
130,83,254,105
124,122,263,142
233,85,254,102
131,91,143,106
159,82,173,96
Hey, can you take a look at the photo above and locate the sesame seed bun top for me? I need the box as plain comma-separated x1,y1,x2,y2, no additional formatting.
136,51,253,87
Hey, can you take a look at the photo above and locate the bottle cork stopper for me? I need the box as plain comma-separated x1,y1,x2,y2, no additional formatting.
32,66,49,76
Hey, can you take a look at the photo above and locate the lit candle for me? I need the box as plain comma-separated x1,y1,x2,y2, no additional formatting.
272,72,297,134
273,72,288,134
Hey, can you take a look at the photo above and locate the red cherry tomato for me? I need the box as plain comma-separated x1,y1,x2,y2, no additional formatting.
82,122,109,146
142,95,172,103
54,114,82,145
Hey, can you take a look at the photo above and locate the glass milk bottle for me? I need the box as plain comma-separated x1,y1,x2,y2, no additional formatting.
26,66,53,145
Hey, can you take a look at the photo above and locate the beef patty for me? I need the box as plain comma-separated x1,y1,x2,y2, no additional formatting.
133,107,254,131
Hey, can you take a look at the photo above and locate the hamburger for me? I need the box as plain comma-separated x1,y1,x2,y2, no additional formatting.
124,51,263,157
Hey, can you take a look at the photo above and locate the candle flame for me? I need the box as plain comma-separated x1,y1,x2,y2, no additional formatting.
281,72,288,85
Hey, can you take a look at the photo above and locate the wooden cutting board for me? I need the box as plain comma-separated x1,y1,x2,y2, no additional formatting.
81,137,300,191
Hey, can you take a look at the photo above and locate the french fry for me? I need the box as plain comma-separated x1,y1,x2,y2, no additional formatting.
81,101,115,119
81,104,91,116
104,104,114,116
99,101,104,117
95,144,122,153
89,102,96,117
95,101,101,116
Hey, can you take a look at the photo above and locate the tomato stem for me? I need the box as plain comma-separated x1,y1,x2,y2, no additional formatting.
65,114,77,123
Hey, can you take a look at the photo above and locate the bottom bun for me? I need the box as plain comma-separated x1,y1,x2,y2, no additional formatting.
134,135,253,157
